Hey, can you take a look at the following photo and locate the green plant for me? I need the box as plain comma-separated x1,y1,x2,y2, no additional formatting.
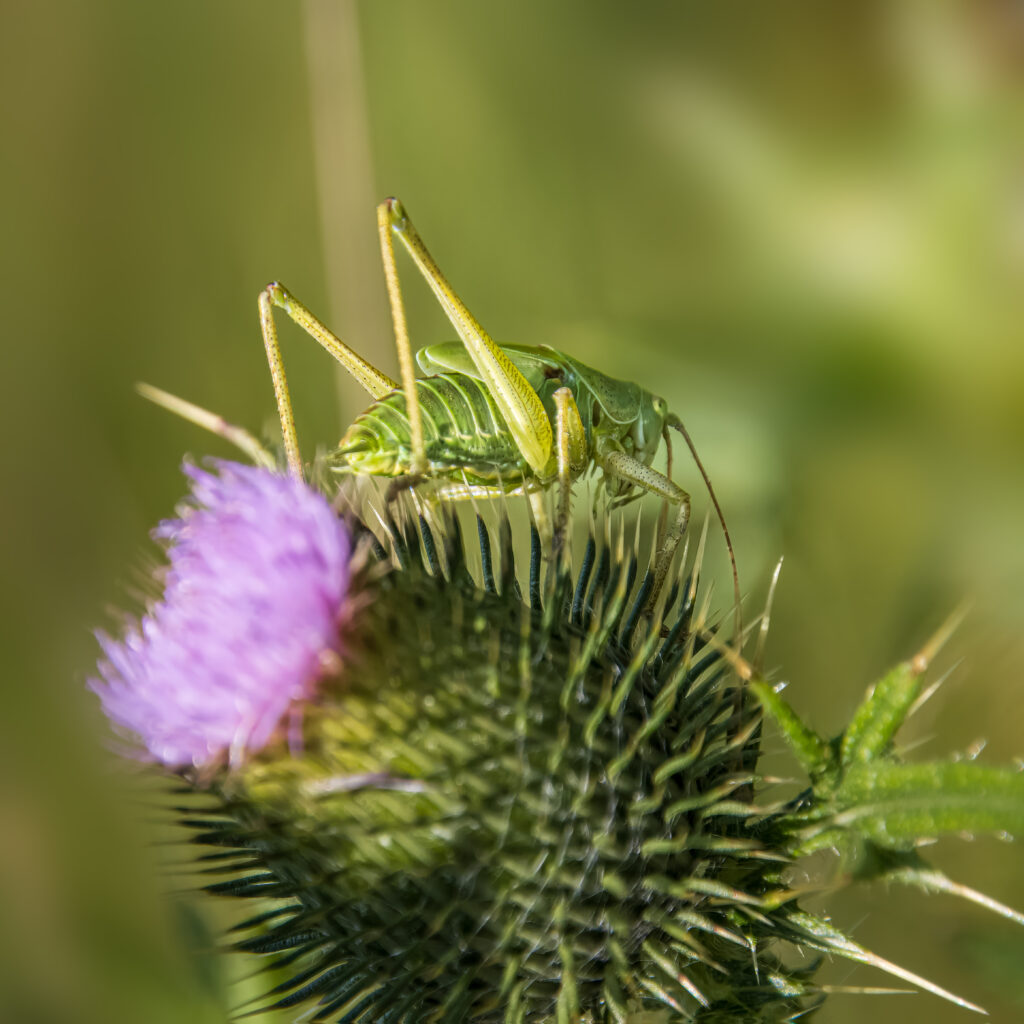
90,460,1024,1021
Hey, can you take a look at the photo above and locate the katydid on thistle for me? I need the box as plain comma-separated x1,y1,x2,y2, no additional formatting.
149,198,739,616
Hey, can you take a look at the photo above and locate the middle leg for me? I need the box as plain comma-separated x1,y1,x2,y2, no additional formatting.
552,386,587,558
259,282,396,477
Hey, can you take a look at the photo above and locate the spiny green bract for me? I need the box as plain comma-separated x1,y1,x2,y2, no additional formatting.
182,505,819,1024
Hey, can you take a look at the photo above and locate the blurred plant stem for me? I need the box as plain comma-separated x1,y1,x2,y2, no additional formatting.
302,0,390,429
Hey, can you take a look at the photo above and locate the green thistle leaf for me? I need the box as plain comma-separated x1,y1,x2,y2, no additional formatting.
834,760,1024,846
747,681,830,781
747,601,1024,1012
93,464,1024,1020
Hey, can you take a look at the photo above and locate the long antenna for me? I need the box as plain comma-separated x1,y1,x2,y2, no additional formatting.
667,414,742,644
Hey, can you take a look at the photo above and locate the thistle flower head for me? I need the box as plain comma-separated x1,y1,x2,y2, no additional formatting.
89,459,1024,1022
90,461,350,768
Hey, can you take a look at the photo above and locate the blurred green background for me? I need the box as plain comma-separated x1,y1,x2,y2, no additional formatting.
2,1,1022,1021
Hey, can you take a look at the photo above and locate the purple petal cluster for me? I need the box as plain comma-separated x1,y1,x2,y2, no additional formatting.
90,462,351,768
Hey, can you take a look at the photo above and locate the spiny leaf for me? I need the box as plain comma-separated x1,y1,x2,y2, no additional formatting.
840,606,965,767
780,909,986,1014
749,680,831,779
832,760,1024,846
852,847,1024,927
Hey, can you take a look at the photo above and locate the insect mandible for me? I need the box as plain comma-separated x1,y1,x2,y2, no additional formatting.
147,198,738,613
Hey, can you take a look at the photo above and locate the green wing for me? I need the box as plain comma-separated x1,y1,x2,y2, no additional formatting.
417,342,557,391
417,343,643,426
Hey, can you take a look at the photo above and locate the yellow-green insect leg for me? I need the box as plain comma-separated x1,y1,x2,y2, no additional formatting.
598,449,691,610
529,490,553,551
376,202,426,475
258,286,303,476
259,282,398,478
552,387,587,557
382,198,553,477
433,482,524,502
651,496,692,611
262,283,396,400
656,425,674,553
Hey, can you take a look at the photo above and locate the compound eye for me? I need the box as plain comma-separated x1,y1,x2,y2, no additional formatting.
653,396,668,417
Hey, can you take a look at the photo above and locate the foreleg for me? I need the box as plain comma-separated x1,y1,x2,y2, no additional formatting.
597,449,691,611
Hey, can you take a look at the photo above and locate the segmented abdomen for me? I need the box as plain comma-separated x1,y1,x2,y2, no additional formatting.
332,373,529,486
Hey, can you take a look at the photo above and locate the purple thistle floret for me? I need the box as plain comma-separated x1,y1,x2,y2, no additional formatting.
90,461,351,768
